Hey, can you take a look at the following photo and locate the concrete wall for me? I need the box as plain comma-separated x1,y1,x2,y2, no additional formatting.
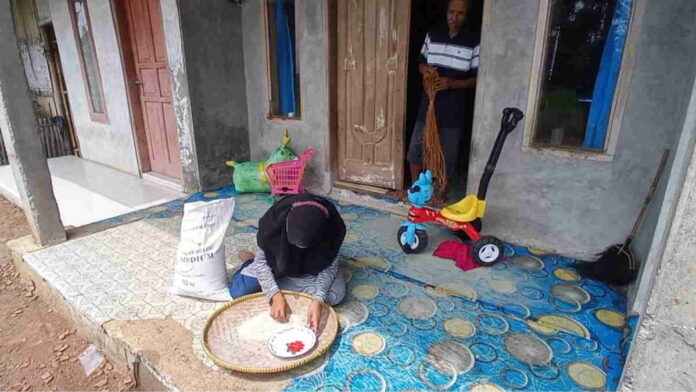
241,0,331,193
468,0,696,258
12,0,52,96
177,0,249,190
629,63,696,313
619,110,696,390
159,0,200,192
50,0,139,175
0,1,65,245
35,0,51,24
626,1,696,312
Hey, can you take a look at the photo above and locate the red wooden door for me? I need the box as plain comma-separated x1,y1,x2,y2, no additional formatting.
125,0,181,179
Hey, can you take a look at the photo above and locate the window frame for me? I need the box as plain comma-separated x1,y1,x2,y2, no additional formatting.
522,0,644,162
67,0,108,123
262,0,303,121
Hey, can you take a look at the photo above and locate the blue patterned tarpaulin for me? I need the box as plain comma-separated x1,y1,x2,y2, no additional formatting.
81,190,636,390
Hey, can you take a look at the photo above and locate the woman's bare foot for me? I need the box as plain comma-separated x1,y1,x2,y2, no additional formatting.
238,249,254,262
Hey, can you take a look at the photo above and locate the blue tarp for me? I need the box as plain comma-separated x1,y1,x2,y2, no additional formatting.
275,0,297,116
583,0,633,149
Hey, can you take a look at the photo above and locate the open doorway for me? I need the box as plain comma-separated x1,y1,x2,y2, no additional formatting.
41,23,80,157
332,0,483,199
403,0,484,200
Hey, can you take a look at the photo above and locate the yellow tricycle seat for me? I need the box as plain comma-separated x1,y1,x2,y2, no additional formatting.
441,195,487,222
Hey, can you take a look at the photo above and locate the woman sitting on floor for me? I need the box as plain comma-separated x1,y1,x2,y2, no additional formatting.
229,193,347,332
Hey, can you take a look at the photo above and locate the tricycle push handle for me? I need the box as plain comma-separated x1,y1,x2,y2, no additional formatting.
502,108,524,134
477,108,524,201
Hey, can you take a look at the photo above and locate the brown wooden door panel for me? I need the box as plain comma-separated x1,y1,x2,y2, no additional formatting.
125,0,181,179
129,0,154,62
143,102,165,158
337,0,409,189
140,68,159,96
162,102,180,177
147,0,167,63
158,69,171,98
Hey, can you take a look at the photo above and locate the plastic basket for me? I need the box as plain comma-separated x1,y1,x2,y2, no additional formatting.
266,148,314,198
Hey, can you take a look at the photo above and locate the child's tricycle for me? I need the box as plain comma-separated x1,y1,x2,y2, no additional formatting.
397,108,524,266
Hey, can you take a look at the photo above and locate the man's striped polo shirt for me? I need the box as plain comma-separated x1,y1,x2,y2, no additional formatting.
416,26,480,128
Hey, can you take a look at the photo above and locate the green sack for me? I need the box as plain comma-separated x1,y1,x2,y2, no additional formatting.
226,131,297,194
267,140,297,165
229,161,270,193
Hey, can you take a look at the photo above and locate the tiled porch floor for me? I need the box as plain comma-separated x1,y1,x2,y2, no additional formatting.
0,156,183,227
18,190,634,391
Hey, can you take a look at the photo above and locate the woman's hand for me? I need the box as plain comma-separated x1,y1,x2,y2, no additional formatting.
270,292,289,322
306,300,323,333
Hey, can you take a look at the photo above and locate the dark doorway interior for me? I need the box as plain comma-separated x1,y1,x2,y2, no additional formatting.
42,23,80,157
404,0,483,199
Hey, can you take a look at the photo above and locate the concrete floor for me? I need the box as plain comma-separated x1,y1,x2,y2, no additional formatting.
0,156,183,228
8,192,634,391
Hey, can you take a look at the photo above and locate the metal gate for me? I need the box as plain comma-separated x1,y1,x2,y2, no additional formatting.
0,113,72,166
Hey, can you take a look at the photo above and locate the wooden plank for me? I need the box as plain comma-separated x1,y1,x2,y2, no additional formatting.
148,0,168,63
373,0,390,165
374,0,392,166
334,180,391,196
363,0,377,159
347,0,364,161
391,0,410,188
336,0,347,179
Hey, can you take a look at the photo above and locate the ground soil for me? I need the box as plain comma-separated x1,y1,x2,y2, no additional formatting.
0,196,133,391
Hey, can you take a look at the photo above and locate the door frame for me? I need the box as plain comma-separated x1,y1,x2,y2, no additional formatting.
112,0,151,176
329,0,488,193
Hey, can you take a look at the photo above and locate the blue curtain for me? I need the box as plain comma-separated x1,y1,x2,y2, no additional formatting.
583,0,633,149
275,0,297,116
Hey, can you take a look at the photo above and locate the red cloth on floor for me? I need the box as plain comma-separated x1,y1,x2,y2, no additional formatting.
433,240,479,272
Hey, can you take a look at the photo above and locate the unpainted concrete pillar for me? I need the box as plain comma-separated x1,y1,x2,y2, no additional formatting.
0,0,66,246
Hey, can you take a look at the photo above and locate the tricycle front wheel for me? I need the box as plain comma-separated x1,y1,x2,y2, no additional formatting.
397,226,428,254
471,236,503,266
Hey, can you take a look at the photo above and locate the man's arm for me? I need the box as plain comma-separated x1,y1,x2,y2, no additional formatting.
435,42,479,91
435,76,476,91
420,62,437,76
418,33,436,76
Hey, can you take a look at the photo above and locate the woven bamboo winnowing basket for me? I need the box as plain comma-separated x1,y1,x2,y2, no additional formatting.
202,291,338,373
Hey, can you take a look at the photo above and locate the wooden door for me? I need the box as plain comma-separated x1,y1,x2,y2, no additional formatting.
124,0,181,179
336,0,410,190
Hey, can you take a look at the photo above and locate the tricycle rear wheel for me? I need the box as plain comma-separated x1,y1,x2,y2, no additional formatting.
471,235,503,266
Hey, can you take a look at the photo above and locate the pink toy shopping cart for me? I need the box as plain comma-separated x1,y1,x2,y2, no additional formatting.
265,148,315,202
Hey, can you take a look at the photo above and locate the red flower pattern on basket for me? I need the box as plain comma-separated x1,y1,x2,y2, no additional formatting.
286,340,305,354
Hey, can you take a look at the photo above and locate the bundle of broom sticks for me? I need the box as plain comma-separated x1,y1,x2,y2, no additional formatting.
421,70,447,195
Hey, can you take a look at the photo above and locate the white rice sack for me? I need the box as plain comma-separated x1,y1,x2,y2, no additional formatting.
171,198,236,301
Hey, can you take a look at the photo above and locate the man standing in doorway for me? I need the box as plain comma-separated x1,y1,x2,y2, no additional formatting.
406,0,479,204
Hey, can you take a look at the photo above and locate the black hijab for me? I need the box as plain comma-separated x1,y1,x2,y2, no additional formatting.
257,193,346,278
